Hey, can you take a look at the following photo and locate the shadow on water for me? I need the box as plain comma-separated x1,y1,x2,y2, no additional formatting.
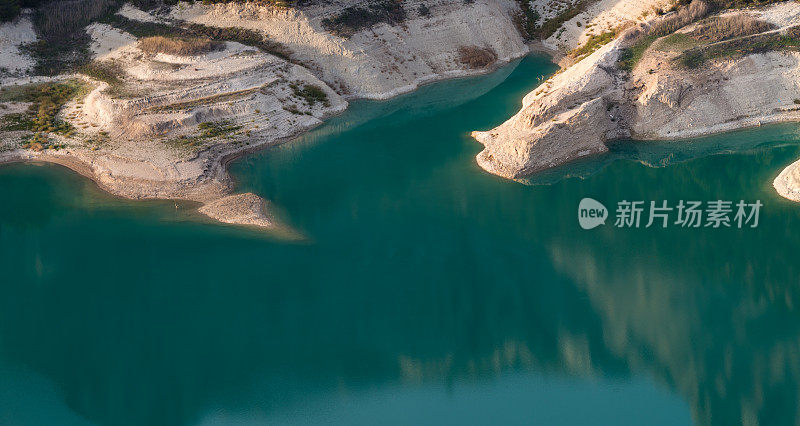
1,55,800,426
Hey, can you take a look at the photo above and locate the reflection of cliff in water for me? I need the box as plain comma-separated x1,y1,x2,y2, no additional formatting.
0,240,630,425
6,189,799,426
542,141,800,426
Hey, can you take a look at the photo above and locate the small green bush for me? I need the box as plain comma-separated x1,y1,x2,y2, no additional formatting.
290,83,329,107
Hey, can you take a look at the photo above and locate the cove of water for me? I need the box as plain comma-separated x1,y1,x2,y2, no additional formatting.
2,55,800,425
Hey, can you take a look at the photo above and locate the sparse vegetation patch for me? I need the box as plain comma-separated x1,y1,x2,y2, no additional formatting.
289,83,330,107
678,25,800,68
457,46,498,69
570,30,616,59
535,0,595,39
197,119,240,139
79,60,124,86
0,80,87,150
25,0,122,75
618,0,711,71
514,0,541,40
167,119,241,149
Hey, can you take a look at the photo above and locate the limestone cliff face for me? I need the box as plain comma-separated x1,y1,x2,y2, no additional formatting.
472,39,627,178
171,0,529,99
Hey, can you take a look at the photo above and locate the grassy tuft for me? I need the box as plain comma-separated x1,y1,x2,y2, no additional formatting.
138,36,223,56
570,30,616,58
618,35,657,71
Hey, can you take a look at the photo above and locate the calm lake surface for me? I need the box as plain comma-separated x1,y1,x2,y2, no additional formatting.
2,55,800,425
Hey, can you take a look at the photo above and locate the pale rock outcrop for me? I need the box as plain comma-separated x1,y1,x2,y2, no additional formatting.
632,51,800,139
774,159,800,202
171,0,529,99
473,38,627,178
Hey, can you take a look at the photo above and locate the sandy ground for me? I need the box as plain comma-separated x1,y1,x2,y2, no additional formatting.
117,3,164,23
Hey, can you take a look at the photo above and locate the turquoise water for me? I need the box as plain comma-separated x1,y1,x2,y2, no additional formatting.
2,55,800,425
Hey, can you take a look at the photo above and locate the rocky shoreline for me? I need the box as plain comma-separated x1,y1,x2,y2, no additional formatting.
0,0,529,229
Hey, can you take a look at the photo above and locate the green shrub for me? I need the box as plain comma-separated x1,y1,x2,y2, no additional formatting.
290,83,329,107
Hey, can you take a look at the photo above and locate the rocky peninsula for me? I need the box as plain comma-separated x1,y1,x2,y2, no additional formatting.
472,0,800,202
